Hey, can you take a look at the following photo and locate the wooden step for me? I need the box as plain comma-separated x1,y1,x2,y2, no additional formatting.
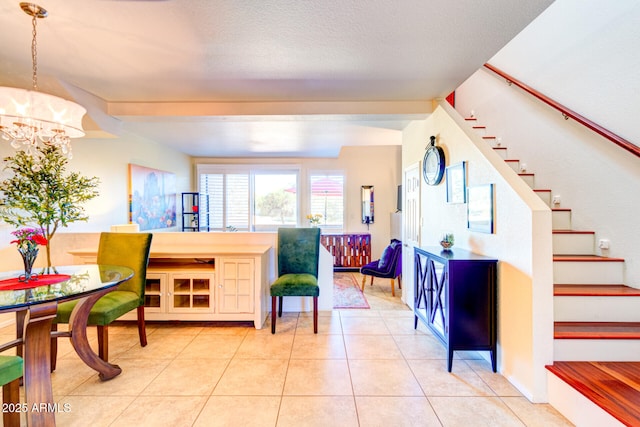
554,255,625,284
552,230,595,255
554,285,640,323
552,208,572,230
504,159,519,172
493,147,507,159
464,117,477,121
472,125,486,129
546,361,640,427
518,173,534,188
555,284,640,296
553,255,625,262
534,189,552,206
554,322,640,339
482,135,496,140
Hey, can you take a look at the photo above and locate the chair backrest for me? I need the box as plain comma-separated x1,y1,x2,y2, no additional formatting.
277,227,321,277
391,240,402,277
377,239,402,276
96,232,153,300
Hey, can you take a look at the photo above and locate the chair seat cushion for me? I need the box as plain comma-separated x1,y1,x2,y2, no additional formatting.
360,261,395,279
0,355,23,385
56,291,142,326
270,273,319,297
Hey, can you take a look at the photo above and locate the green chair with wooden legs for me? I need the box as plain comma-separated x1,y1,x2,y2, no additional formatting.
0,355,23,427
51,232,153,368
270,227,321,334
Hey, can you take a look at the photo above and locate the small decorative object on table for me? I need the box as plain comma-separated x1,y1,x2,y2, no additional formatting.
10,228,48,282
440,233,454,251
307,213,322,227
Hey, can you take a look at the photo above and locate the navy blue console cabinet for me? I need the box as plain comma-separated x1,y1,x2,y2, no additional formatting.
414,246,498,372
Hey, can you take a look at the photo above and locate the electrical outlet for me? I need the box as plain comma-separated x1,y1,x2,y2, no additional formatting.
552,195,561,205
599,239,610,250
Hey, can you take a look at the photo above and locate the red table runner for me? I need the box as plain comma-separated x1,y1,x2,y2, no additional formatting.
0,274,71,291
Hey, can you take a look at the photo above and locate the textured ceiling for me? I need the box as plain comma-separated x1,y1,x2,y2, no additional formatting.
0,0,554,157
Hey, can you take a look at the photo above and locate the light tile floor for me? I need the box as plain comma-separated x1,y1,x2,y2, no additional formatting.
0,273,573,426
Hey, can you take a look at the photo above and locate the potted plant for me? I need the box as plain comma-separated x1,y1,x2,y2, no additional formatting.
440,233,455,250
306,213,322,227
10,227,48,282
0,145,100,272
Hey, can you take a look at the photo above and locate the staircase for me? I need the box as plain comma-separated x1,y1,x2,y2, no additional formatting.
467,116,640,427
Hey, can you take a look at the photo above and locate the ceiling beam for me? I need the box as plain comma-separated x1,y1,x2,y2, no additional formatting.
107,100,433,119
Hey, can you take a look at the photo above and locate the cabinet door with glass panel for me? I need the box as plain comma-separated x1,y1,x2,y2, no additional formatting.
168,272,215,313
143,272,167,314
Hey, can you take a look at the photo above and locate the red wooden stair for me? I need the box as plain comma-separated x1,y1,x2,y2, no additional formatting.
554,322,640,339
546,362,640,426
464,114,640,426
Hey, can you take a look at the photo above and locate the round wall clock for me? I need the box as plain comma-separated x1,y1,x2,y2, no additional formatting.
423,135,445,185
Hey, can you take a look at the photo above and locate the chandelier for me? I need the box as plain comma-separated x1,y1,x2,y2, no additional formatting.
0,2,86,158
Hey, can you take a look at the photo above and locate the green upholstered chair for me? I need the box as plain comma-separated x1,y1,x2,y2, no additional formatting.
52,232,153,366
271,227,321,334
0,355,23,427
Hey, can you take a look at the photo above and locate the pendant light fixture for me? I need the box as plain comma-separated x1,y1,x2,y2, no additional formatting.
0,2,86,158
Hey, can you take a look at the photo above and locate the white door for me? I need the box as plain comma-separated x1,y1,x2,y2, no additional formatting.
402,163,421,308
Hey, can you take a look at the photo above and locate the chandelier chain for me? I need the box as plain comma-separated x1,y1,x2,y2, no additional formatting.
31,11,38,91
0,2,86,159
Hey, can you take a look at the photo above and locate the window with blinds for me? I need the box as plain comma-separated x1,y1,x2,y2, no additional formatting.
199,172,250,231
197,166,300,231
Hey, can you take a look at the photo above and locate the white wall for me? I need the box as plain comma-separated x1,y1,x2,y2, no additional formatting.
456,68,640,286
487,0,640,145
0,142,401,272
402,103,554,402
0,136,192,271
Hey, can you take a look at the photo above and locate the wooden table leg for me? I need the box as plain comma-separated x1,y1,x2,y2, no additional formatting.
67,290,122,381
15,310,26,358
22,302,57,427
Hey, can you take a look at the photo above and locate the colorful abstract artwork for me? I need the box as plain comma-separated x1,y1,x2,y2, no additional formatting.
128,164,176,230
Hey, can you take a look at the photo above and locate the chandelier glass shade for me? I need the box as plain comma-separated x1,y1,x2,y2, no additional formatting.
0,87,86,156
0,3,86,158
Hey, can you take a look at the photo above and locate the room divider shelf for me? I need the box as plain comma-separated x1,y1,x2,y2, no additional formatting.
320,233,371,270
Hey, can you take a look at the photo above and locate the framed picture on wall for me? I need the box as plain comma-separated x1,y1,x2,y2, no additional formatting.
446,161,467,204
128,164,177,231
467,184,494,233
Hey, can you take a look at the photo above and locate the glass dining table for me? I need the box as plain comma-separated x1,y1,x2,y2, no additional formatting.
0,264,134,427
